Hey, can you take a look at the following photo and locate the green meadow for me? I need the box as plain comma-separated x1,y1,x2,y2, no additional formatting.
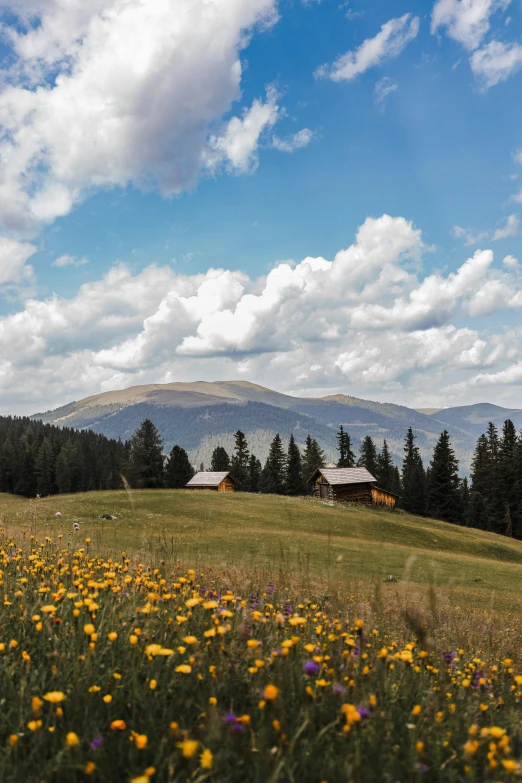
3,489,522,605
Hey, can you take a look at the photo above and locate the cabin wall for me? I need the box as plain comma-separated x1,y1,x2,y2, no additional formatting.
218,478,236,493
371,487,397,509
333,483,373,505
186,486,218,492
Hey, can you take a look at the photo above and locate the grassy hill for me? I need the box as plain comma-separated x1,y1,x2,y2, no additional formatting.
3,489,522,606
29,379,515,472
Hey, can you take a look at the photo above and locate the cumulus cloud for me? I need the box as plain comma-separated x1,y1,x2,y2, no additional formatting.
3,213,522,413
491,213,519,240
315,13,419,81
0,236,36,286
0,0,277,236
51,254,89,268
470,39,522,88
272,128,316,153
204,88,280,174
431,0,511,50
453,225,489,245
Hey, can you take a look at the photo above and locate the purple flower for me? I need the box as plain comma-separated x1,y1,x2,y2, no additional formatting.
442,651,457,665
90,735,103,750
471,669,484,687
303,660,320,675
332,683,345,695
224,713,246,732
416,763,429,774
267,582,275,595
356,706,371,719
224,712,237,724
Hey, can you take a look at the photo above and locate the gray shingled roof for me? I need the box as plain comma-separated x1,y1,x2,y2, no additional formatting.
312,467,376,485
186,471,239,487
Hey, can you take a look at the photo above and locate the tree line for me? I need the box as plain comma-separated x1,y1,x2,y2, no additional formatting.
1,414,521,540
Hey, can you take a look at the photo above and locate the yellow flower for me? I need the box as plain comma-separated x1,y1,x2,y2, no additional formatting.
411,705,421,716
183,636,198,645
88,686,101,693
209,697,217,706
489,726,506,739
185,598,200,608
43,691,65,704
130,777,149,783
32,696,44,713
263,684,279,701
135,734,148,750
110,720,126,730
247,639,260,648
83,623,95,636
149,679,157,690
200,748,213,769
41,605,57,614
66,732,80,747
27,720,42,732
416,742,424,754
107,632,118,641
178,740,199,758
129,634,138,645
84,762,96,775
103,695,112,704
8,735,18,746
175,665,192,674
503,760,517,773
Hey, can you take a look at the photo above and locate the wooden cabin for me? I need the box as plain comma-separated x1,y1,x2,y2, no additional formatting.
185,471,240,492
308,467,398,509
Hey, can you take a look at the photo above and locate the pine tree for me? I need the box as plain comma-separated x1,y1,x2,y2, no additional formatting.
259,434,286,494
302,434,326,482
466,492,489,530
427,431,462,523
210,446,230,472
336,426,355,468
390,465,403,498
285,435,306,496
375,439,394,491
231,430,250,490
358,436,378,477
401,428,426,515
128,419,164,489
14,449,37,497
471,425,503,533
499,420,521,537
55,442,81,495
247,455,262,493
460,476,470,522
164,445,194,488
36,438,55,497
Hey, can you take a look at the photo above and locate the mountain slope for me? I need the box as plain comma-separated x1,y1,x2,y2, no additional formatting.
31,381,508,472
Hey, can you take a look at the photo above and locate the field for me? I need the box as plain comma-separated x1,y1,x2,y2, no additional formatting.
2,490,522,781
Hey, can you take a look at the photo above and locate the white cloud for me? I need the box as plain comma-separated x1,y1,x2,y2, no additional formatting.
431,0,511,51
453,224,489,245
513,148,522,164
272,128,316,153
491,213,519,240
470,39,522,88
0,0,278,236
3,213,522,413
315,13,419,82
0,236,36,285
374,77,398,108
51,254,89,268
503,254,519,268
204,88,280,174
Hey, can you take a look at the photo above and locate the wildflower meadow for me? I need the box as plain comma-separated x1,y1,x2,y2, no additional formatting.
1,529,522,782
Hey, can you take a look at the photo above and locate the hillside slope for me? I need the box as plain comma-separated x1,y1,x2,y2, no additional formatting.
31,380,506,471
4,489,522,600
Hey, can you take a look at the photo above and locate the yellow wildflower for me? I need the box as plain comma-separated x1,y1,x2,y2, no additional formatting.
200,748,213,769
66,732,80,747
263,684,279,701
178,740,199,758
43,691,65,704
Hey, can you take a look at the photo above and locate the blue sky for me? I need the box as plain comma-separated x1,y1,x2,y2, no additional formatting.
1,0,522,413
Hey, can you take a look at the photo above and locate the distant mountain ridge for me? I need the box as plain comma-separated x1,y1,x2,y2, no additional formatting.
31,381,521,474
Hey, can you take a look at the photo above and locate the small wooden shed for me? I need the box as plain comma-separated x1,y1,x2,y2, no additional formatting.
308,467,398,509
185,471,240,492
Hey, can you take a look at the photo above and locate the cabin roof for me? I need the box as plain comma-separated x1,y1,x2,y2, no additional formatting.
186,471,240,487
308,467,377,485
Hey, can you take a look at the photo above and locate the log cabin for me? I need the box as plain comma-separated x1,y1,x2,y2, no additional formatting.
308,467,398,509
185,471,240,492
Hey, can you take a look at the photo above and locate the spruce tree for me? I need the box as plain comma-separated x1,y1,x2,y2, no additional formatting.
14,449,37,498
375,439,394,491
231,430,250,490
285,435,306,496
210,446,230,472
36,438,55,497
259,434,286,494
247,455,262,493
336,426,355,468
164,445,194,489
427,431,461,523
357,436,378,478
302,434,326,481
128,419,164,488
499,420,521,537
466,492,489,530
401,428,426,515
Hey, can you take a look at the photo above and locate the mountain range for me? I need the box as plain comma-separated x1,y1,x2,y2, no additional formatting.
31,381,522,474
